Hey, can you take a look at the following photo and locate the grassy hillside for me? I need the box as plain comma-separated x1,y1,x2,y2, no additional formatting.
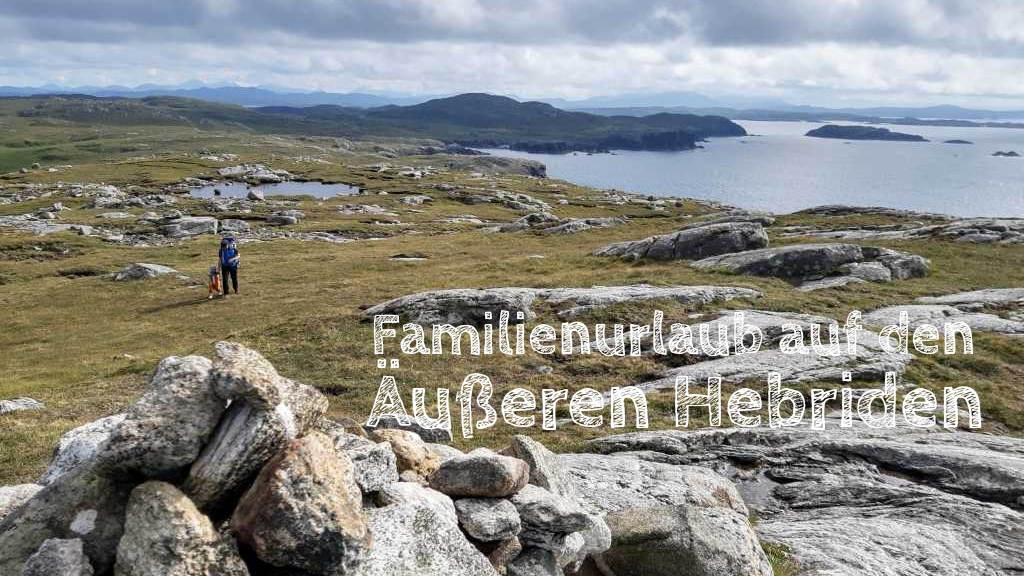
1,114,1023,486
7,93,746,157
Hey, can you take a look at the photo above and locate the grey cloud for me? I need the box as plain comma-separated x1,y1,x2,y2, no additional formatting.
2,0,1019,55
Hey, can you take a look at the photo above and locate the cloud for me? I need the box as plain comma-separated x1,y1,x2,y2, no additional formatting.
2,1,1024,106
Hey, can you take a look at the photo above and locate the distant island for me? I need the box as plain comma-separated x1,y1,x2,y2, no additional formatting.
805,125,928,141
993,150,1021,157
943,139,973,144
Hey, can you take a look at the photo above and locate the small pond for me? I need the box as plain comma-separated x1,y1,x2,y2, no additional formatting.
190,181,360,199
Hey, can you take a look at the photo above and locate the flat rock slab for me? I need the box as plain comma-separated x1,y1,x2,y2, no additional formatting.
692,243,928,284
112,263,178,282
632,310,913,389
782,216,1024,244
916,288,1024,307
863,304,1024,335
586,427,1024,576
365,284,762,326
0,397,45,415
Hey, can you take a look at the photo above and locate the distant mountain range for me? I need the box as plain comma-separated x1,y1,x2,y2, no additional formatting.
4,83,1024,122
12,93,746,153
0,83,432,108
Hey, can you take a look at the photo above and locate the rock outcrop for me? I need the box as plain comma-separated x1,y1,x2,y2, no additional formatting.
160,216,219,238
595,221,769,261
606,309,914,391
0,397,45,415
692,243,929,288
112,264,178,282
862,304,1024,335
364,284,762,327
586,426,1024,576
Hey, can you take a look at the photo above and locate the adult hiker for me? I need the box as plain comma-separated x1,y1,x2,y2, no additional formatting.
219,236,240,295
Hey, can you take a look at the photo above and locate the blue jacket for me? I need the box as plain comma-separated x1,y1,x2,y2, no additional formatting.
220,247,239,268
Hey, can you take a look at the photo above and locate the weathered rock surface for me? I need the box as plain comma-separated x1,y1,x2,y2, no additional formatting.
509,435,575,498
443,155,546,178
370,429,441,478
839,260,892,282
365,415,454,443
596,221,769,261
211,341,282,409
511,485,591,536
95,356,224,478
540,217,625,235
231,432,370,575
499,211,561,233
456,497,522,542
0,463,133,574
587,427,1024,576
365,288,538,327
22,537,93,576
693,242,864,277
507,547,558,576
0,397,45,415
218,164,291,183
430,451,530,498
40,414,126,485
114,481,248,576
538,285,761,318
795,275,866,292
783,212,1024,244
0,484,43,522
219,218,250,232
597,505,773,576
183,378,327,512
365,285,761,326
693,242,930,286
358,501,500,576
632,310,913,390
329,431,399,493
560,453,748,516
160,216,218,238
863,304,1024,335
377,482,458,524
916,288,1024,307
112,263,178,282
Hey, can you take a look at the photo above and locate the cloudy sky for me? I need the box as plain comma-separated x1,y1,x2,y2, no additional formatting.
3,0,1024,107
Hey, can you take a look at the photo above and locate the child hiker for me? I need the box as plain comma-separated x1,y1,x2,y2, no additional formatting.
207,264,221,299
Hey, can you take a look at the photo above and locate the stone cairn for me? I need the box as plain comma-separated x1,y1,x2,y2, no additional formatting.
0,342,610,576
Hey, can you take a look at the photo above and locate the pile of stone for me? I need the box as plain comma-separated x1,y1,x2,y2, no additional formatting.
0,343,620,575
